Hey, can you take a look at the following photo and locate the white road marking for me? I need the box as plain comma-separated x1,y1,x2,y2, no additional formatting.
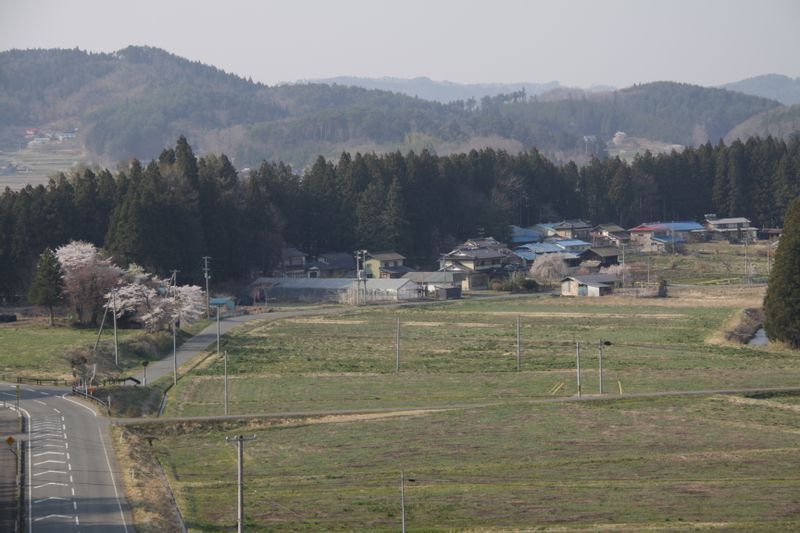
34,400,47,405
66,452,70,460
38,391,48,395
71,487,75,496
33,482,68,489
53,408,61,414
65,442,68,449
34,514,72,521
98,425,129,532
68,463,72,471
1,392,14,397
23,387,35,392
34,460,65,466
76,515,80,526
69,475,73,483
34,496,68,504
40,444,64,448
60,394,98,416
73,501,77,510
33,451,64,457
34,470,67,476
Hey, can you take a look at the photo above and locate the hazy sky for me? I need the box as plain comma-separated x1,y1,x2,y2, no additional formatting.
2,0,799,88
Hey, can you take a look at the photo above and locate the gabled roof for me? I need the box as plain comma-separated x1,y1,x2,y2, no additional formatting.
562,274,618,287
593,223,626,233
583,246,620,258
706,217,752,226
282,247,306,259
445,247,507,260
380,265,416,275
553,239,591,248
308,252,356,271
515,242,563,254
630,221,705,233
553,219,592,230
509,225,543,244
369,251,405,261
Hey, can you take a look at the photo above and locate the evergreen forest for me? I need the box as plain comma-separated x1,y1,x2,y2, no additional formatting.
1,135,799,300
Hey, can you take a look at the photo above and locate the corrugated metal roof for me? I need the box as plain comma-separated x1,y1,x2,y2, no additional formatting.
553,239,591,248
707,217,751,225
631,221,704,232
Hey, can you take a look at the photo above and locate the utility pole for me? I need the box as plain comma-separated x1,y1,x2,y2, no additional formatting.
395,316,400,373
224,350,228,415
111,288,119,366
621,244,626,287
142,361,149,386
516,315,521,372
217,305,221,355
226,435,256,533
171,270,180,386
203,256,212,318
743,237,749,285
400,470,406,533
576,341,582,397
598,340,604,394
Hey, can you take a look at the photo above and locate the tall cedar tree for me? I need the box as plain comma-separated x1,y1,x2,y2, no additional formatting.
28,248,65,326
764,197,800,347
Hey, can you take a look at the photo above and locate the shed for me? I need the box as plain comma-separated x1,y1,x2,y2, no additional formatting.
561,274,618,297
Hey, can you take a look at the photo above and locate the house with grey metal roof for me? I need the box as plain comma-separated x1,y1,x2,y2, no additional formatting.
561,274,619,297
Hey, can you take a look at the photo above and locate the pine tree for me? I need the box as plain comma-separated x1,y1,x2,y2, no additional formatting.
28,248,65,326
764,197,800,347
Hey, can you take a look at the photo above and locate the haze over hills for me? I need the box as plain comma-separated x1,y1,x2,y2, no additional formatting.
0,46,790,178
305,76,568,103
722,74,800,106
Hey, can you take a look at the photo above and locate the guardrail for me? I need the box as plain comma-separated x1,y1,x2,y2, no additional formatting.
70,387,109,408
11,376,71,387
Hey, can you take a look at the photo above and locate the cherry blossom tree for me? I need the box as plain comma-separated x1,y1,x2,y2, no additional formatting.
530,253,569,285
56,241,123,325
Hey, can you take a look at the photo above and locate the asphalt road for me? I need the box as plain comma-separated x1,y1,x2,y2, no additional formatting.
0,381,132,532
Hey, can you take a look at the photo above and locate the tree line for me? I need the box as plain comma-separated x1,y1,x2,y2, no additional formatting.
1,135,799,299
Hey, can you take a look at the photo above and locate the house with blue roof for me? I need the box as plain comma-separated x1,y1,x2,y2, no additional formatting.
630,221,706,252
509,225,544,245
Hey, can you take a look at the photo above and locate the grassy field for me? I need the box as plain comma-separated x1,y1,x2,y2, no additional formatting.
124,392,800,531
0,316,210,380
625,241,773,285
164,286,798,417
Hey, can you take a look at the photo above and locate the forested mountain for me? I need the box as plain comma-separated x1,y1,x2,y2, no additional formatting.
726,104,800,142
0,47,783,170
2,136,799,300
723,74,800,106
306,76,564,103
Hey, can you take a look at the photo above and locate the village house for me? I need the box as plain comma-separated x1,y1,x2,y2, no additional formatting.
579,247,620,268
560,274,619,297
590,223,630,247
275,247,356,278
703,214,758,242
629,221,705,253
306,252,357,278
440,238,525,290
552,239,591,254
538,219,593,240
509,225,544,246
365,251,415,279
403,271,463,298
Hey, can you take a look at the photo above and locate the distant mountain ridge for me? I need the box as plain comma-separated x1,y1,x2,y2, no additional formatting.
723,74,800,106
0,46,785,172
304,76,567,103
